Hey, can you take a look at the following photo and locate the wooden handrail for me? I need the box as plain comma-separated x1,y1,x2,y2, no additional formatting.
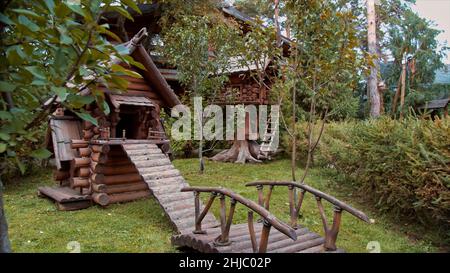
246,181,370,223
246,181,371,251
181,186,297,252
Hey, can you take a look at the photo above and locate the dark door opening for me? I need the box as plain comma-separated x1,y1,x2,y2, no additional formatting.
116,112,140,139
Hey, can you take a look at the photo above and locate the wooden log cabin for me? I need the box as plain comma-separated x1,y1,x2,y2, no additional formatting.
39,28,182,210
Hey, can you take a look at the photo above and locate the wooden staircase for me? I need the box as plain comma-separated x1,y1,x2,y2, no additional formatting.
121,143,219,232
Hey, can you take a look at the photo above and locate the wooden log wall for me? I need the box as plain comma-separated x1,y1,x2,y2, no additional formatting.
217,80,269,105
89,145,150,205
69,140,91,196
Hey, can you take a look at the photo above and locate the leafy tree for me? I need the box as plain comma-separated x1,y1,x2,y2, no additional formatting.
0,0,144,176
0,0,147,252
279,0,363,180
160,15,239,172
385,9,448,116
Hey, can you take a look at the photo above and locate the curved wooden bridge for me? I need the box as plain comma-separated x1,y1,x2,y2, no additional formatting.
170,182,371,253
118,145,371,253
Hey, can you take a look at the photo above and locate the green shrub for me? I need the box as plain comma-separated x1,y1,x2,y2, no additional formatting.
317,117,450,239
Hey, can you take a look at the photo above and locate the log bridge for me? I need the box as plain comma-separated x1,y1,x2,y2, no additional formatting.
172,182,371,253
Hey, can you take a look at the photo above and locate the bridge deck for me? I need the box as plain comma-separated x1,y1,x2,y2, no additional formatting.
172,222,343,253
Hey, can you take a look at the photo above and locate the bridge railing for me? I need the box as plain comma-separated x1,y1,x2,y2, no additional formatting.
181,186,297,253
245,181,371,251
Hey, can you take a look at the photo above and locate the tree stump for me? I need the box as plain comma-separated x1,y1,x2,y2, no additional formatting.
210,140,261,164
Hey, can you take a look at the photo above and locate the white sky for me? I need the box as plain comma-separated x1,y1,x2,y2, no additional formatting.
410,0,450,63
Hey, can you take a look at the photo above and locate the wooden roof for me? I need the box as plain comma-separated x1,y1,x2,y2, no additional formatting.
109,94,154,109
418,98,449,110
130,41,181,107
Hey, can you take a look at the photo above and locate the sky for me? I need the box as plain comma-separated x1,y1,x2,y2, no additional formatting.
227,0,450,63
411,0,450,64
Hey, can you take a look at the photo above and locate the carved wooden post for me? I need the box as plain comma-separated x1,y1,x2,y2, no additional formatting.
316,197,329,235
247,211,258,253
296,189,306,217
215,194,232,246
324,206,342,251
264,185,274,211
259,219,272,253
288,185,297,229
221,198,236,244
256,185,264,207
194,191,201,233
193,192,216,235
256,184,264,222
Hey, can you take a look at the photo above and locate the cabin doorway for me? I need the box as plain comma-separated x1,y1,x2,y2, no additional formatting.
115,112,141,139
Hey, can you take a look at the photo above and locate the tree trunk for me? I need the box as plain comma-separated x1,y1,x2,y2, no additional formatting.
274,0,281,47
399,60,407,119
291,79,297,181
210,140,261,164
0,179,11,253
367,0,381,118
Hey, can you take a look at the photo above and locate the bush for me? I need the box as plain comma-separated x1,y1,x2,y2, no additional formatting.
316,117,450,239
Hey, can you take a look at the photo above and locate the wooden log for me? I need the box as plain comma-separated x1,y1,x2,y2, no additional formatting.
53,170,70,181
92,126,100,135
124,149,162,156
83,129,94,140
73,157,90,168
122,143,159,150
107,149,127,157
91,173,143,185
92,192,110,206
90,161,99,172
93,164,138,176
137,165,174,174
133,158,171,168
102,158,131,165
79,148,91,157
141,169,180,180
127,82,152,91
103,173,142,185
91,152,108,164
77,167,90,178
108,190,150,204
71,177,90,188
106,182,148,194
92,183,107,193
71,140,89,149
91,145,110,154
129,154,166,161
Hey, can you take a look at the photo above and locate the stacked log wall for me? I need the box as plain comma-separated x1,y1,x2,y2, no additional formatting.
69,140,91,195
90,145,150,205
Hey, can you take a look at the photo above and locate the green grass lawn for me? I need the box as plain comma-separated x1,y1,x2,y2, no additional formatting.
3,159,437,253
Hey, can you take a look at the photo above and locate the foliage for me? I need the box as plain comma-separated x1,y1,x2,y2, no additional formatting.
0,0,143,175
317,117,450,242
159,14,241,171
159,15,239,99
234,17,281,89
278,0,363,120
